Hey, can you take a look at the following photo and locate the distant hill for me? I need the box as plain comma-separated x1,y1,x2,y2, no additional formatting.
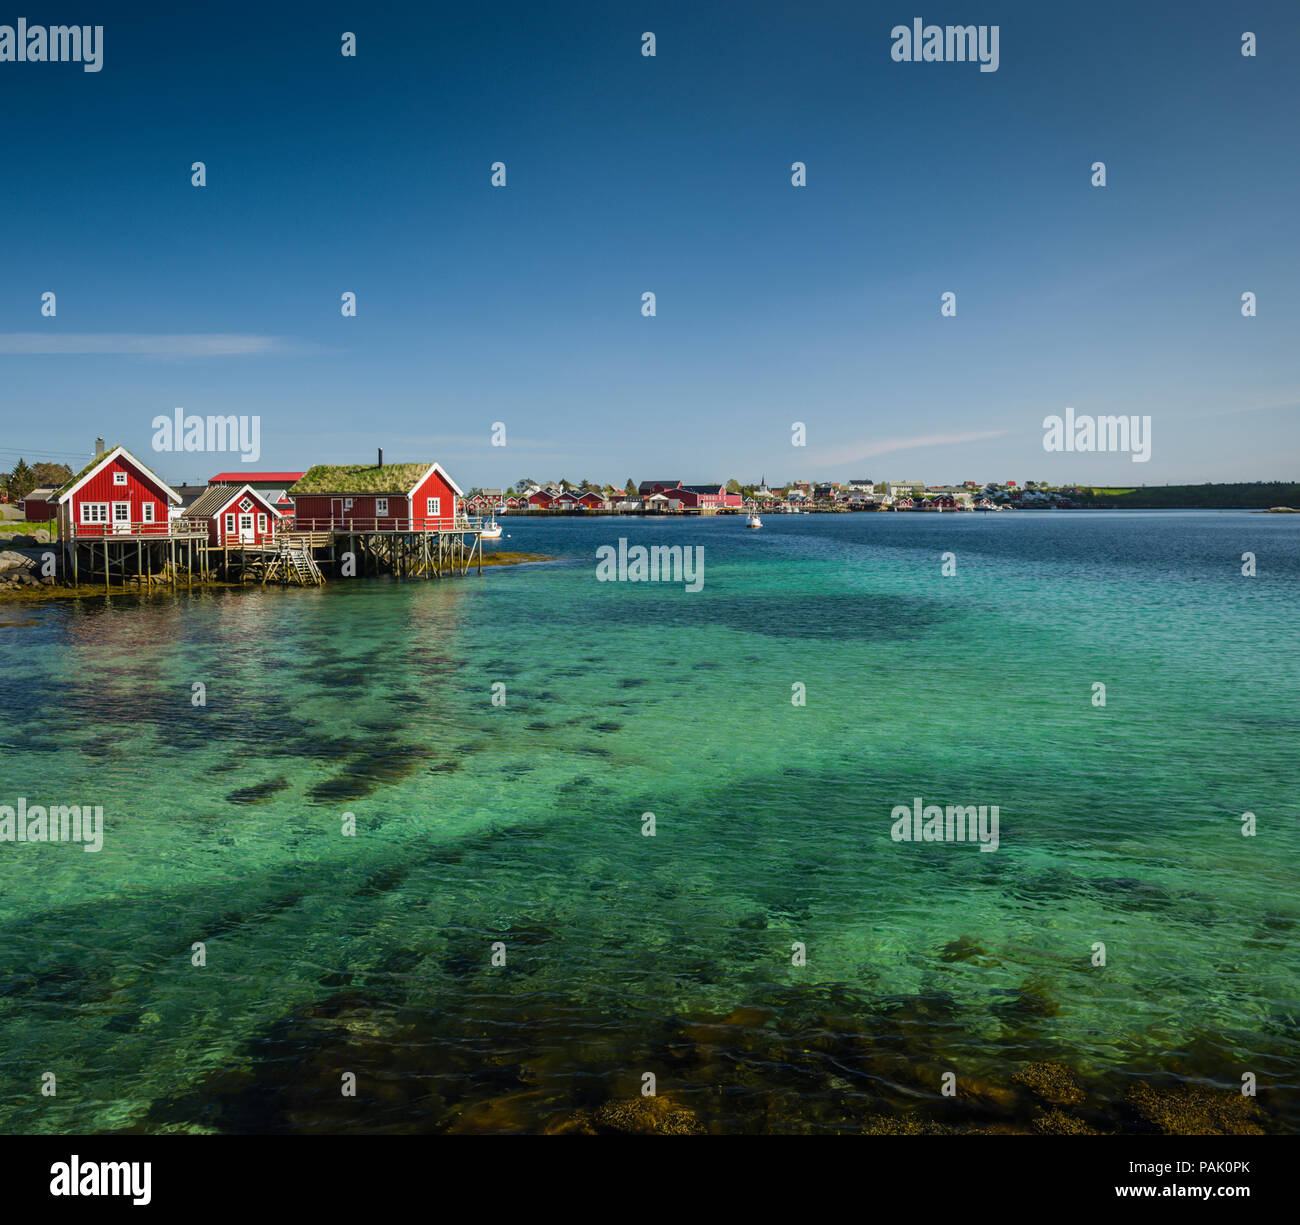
1080,483,1300,509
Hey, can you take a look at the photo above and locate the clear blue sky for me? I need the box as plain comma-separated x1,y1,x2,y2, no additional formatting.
2,1,1298,488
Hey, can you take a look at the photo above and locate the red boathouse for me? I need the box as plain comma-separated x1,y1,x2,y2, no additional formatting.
56,444,183,539
182,483,283,546
288,460,464,531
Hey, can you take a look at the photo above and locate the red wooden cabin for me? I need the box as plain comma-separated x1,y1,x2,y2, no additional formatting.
56,445,183,539
208,471,302,525
19,487,56,521
183,483,283,545
289,461,463,531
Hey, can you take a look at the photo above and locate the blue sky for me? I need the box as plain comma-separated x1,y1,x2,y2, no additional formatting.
2,1,1298,488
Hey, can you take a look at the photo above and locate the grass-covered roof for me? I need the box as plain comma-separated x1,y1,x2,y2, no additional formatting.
289,464,432,496
56,446,122,497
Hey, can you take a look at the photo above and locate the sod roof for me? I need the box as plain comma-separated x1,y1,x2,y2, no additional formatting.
289,464,432,496
56,447,123,497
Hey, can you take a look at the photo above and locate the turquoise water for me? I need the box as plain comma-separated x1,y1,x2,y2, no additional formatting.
1,511,1297,1133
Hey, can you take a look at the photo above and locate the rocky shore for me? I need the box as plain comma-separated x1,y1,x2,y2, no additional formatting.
0,532,57,593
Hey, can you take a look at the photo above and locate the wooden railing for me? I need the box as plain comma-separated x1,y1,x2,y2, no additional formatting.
291,516,485,533
70,520,210,540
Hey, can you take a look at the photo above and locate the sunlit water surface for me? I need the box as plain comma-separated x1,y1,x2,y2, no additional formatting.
0,511,1296,1133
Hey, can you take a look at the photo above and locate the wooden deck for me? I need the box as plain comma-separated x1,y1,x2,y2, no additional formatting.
60,518,487,590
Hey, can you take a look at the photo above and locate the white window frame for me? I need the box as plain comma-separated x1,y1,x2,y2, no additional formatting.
112,502,131,523
113,471,127,486
257,513,267,533
142,503,155,523
80,502,109,524
376,498,388,517
225,513,235,534
427,497,440,516
344,498,354,511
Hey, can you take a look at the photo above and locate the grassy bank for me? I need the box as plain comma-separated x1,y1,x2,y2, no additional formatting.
1083,482,1300,509
0,520,57,540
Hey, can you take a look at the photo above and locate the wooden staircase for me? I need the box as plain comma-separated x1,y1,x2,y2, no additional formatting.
260,541,325,586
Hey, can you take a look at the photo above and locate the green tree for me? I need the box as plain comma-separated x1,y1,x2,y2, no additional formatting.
29,461,72,489
625,478,637,495
8,458,34,500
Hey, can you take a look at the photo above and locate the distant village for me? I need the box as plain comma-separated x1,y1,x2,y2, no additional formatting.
2,452,1095,534
459,477,1086,514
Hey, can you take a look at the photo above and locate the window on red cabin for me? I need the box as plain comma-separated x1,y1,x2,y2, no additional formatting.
143,504,154,523
427,497,440,516
113,471,127,486
376,498,388,516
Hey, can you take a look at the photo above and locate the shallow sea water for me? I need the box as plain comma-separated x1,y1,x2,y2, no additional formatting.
0,511,1296,1133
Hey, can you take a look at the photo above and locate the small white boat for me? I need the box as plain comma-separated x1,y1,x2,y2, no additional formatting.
481,518,503,540
746,513,763,529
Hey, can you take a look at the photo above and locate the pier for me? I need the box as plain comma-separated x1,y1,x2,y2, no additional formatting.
60,517,487,592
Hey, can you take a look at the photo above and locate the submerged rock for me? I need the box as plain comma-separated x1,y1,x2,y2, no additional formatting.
592,1096,704,1135
1124,1084,1266,1135
1012,1061,1086,1106
1033,1108,1101,1135
858,1113,955,1135
444,1091,546,1134
939,935,998,966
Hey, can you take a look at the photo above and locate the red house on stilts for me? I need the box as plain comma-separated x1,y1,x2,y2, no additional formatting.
182,483,283,546
288,454,464,531
55,442,206,588
55,444,182,539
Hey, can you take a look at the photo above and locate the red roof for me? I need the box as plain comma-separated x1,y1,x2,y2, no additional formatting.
208,471,304,483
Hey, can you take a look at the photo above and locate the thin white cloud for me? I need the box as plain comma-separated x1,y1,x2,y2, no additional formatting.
810,428,1009,466
1198,392,1300,420
0,333,311,356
